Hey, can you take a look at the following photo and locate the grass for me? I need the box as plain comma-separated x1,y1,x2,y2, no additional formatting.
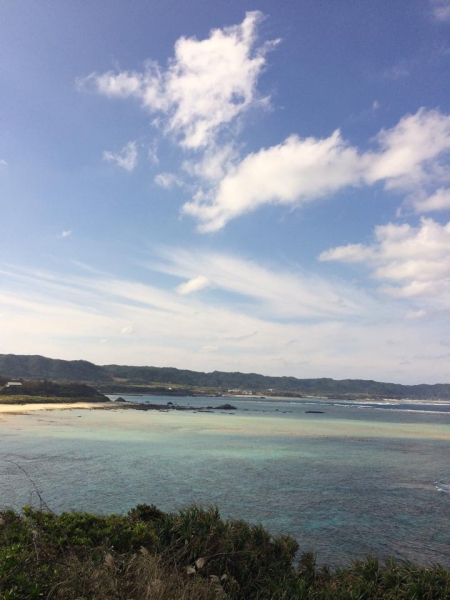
0,504,449,599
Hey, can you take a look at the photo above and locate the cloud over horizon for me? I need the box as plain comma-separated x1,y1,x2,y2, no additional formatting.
0,254,447,383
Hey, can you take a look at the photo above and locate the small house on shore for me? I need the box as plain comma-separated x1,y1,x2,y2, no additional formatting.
5,381,22,388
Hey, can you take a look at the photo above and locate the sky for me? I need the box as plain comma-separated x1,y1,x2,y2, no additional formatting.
1,0,450,384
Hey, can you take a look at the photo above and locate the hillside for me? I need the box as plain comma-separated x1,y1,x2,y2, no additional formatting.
1,353,450,399
0,380,108,403
102,364,450,399
0,354,109,382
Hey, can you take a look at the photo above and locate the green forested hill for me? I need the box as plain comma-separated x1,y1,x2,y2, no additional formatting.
103,364,450,399
0,380,107,402
0,354,109,382
0,353,449,399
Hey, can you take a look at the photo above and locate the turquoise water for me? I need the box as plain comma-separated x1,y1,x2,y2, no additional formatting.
0,396,449,566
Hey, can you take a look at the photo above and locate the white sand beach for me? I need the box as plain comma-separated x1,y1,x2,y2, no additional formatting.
0,402,114,414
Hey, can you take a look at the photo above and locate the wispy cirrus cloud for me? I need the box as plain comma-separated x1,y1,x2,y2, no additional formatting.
103,140,138,172
149,246,380,321
0,256,447,382
79,12,278,149
176,275,211,295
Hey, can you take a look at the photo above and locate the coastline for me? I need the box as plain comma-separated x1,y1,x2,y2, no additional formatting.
0,402,115,414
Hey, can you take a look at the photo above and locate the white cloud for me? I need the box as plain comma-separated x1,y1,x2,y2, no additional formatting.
79,12,277,149
431,0,450,21
147,140,159,166
120,325,135,334
58,230,73,239
176,275,211,295
183,143,239,183
0,258,449,383
103,141,138,172
318,243,375,264
183,131,364,232
154,172,183,189
320,218,450,305
183,108,450,232
410,188,450,213
364,108,450,190
0,159,8,168
151,246,379,320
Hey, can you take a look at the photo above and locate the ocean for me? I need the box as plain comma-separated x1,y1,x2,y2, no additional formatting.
0,395,449,567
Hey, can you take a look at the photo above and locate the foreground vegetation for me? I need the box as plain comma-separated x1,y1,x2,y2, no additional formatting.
1,504,449,599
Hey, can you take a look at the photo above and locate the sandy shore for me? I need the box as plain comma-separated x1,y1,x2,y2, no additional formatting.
0,402,115,414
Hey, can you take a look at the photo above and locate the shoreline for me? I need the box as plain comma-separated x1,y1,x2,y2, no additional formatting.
0,402,116,414
0,400,237,415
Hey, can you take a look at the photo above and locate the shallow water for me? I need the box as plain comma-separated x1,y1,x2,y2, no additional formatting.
0,396,449,566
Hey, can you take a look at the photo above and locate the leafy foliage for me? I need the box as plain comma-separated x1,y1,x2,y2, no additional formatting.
1,504,449,599
0,380,106,401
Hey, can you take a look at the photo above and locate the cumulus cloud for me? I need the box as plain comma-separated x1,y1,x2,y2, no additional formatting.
409,188,450,213
364,108,450,190
320,218,450,305
176,275,211,295
431,0,450,21
183,108,450,231
183,131,364,232
80,12,277,149
183,143,239,183
103,141,138,172
154,172,183,189
58,230,73,239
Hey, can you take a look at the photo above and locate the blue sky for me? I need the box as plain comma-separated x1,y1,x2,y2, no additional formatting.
1,0,450,383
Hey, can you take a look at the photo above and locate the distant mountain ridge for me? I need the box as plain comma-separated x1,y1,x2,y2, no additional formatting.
0,354,108,382
0,353,449,399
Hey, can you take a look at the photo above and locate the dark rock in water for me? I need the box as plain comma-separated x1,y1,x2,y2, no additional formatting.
305,410,324,414
115,397,128,403
216,403,237,410
167,401,174,405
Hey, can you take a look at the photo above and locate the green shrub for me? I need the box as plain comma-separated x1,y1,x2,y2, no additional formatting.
1,504,449,599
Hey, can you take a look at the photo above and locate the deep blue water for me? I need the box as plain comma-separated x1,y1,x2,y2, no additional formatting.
0,395,449,566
